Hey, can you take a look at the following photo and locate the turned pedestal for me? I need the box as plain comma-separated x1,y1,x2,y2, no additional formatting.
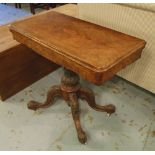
27,68,116,144
10,10,145,144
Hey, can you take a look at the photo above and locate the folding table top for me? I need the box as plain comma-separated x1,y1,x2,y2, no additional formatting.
10,11,146,85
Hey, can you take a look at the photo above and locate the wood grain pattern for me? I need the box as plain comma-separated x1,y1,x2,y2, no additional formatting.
9,8,146,144
10,11,146,85
77,3,155,93
27,68,115,144
0,25,59,101
0,4,77,101
0,25,19,53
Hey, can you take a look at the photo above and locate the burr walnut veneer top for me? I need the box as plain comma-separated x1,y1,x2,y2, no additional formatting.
10,11,146,85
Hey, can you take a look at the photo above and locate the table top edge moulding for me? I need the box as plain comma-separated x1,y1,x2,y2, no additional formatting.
10,11,146,85
9,9,147,144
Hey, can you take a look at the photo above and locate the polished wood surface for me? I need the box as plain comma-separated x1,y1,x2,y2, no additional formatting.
10,10,146,143
0,25,59,101
27,68,115,144
10,11,146,85
0,25,19,53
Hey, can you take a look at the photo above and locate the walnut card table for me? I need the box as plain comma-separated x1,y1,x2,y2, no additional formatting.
10,11,146,144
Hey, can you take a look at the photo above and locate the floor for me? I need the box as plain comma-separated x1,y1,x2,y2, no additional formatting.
0,4,32,25
0,4,155,151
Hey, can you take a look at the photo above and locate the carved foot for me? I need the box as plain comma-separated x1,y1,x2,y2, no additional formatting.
78,87,115,115
69,93,87,144
78,130,87,144
27,85,62,111
28,100,41,111
27,68,117,144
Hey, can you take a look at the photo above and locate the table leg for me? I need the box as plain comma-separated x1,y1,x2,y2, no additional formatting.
69,93,87,144
27,85,61,111
78,87,115,115
27,68,116,144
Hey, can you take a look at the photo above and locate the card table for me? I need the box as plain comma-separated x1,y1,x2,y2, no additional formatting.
10,11,146,144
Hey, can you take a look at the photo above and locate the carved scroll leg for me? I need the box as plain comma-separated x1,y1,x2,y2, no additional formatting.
27,85,62,111
78,87,116,115
69,93,87,144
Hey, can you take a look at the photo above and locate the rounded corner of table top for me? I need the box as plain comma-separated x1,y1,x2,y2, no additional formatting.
9,11,147,86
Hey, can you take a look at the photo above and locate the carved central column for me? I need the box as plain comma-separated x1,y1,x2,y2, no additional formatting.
27,68,115,144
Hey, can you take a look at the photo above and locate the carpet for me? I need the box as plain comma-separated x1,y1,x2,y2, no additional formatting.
0,3,155,151
0,4,31,25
